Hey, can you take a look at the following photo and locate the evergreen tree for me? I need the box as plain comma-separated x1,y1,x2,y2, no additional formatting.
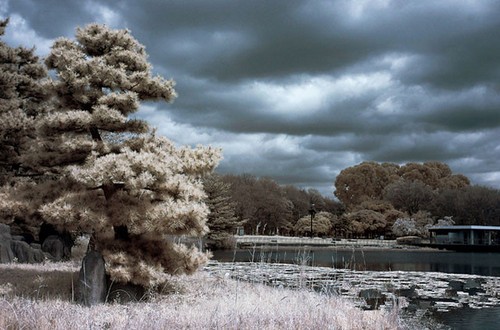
2,23,220,287
203,174,240,249
0,19,51,235
0,19,50,184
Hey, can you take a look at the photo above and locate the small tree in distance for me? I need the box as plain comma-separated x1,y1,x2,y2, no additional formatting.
294,211,333,237
203,174,240,249
392,211,434,238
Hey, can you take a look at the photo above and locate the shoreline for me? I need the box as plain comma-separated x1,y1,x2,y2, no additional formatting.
233,244,443,252
234,235,429,251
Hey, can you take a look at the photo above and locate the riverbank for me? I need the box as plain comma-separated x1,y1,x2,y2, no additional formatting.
0,262,405,329
235,235,402,249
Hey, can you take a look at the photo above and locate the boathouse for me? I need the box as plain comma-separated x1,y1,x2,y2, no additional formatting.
428,225,500,251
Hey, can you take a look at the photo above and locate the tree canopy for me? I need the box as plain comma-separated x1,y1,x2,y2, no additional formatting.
334,161,470,210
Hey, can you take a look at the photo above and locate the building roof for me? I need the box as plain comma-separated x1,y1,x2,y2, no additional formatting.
429,225,500,231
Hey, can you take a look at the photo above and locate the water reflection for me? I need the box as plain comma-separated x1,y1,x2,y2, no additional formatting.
434,307,500,330
212,248,500,277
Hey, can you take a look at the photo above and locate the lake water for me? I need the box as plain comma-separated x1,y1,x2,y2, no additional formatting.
212,248,500,329
212,248,500,276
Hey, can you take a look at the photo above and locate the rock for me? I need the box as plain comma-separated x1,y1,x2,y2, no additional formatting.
358,289,386,310
42,235,69,261
76,250,107,306
107,282,146,303
39,223,74,260
11,240,45,263
11,240,36,263
396,286,418,298
464,279,485,296
0,223,12,237
30,243,41,250
0,241,14,263
445,288,458,297
0,224,14,263
1,224,46,263
39,223,59,245
464,278,482,290
448,280,464,291
31,247,47,263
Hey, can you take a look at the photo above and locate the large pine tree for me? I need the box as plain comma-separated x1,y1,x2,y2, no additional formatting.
3,23,220,287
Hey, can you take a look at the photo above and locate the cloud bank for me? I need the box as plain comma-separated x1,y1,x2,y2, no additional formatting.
3,0,500,196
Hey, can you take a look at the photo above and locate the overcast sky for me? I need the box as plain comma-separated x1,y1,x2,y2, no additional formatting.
2,0,500,196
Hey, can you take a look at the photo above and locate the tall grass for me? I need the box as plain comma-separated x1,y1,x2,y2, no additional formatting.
0,261,407,329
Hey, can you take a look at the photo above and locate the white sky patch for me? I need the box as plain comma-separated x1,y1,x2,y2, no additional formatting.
374,96,399,115
137,105,216,146
345,0,391,20
466,171,500,189
0,1,7,17
261,135,303,160
84,1,121,27
138,105,270,157
244,72,393,116
170,29,252,60
451,132,485,146
2,14,53,55
377,53,423,73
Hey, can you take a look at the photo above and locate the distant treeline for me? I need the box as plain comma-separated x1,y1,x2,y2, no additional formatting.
206,161,500,239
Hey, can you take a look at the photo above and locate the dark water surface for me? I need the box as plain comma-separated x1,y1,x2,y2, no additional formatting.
433,307,500,330
212,248,500,329
212,248,500,276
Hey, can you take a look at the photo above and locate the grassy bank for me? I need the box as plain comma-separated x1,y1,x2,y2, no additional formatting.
0,262,407,329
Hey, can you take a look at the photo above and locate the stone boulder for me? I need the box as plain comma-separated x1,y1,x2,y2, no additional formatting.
39,223,74,261
0,223,14,263
76,250,107,306
42,235,66,261
1,224,47,263
107,281,146,303
11,240,44,263
359,288,387,310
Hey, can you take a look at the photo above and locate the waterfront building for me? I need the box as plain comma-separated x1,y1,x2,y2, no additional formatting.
428,225,500,251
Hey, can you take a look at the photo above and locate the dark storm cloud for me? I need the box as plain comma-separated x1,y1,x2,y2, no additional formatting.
3,0,500,195
7,0,98,38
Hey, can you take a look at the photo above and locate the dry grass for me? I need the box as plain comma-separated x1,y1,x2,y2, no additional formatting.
0,262,406,329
